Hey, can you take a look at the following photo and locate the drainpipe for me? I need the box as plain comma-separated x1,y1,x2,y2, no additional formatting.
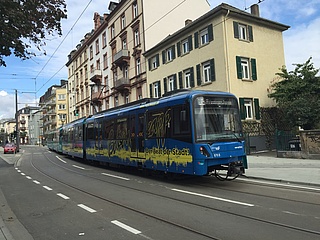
223,10,231,93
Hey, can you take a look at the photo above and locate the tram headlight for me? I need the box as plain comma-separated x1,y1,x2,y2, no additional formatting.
199,146,210,157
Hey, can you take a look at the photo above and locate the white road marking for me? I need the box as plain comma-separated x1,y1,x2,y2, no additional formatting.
43,186,53,191
33,180,41,185
26,176,32,180
237,178,320,192
77,204,97,213
57,193,70,200
20,173,25,176
171,188,254,207
56,156,66,163
282,211,301,216
15,168,18,170
17,170,21,173
101,173,130,181
111,220,142,235
72,165,85,170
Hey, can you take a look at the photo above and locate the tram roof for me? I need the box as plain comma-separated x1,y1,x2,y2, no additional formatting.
87,90,236,121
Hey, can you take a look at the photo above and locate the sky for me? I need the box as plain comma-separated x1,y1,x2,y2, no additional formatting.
0,0,319,119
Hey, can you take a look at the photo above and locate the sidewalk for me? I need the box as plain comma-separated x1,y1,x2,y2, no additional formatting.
0,146,33,240
244,151,320,186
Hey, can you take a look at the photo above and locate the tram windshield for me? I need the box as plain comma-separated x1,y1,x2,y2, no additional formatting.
193,96,243,142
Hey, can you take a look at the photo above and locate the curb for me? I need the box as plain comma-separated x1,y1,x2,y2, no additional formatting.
240,175,320,188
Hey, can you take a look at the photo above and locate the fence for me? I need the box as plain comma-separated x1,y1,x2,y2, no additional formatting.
275,130,301,152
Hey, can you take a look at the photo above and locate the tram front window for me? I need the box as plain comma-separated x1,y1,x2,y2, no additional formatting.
194,96,243,142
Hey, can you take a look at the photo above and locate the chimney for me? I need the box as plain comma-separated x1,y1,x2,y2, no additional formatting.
250,4,260,17
185,19,192,26
93,12,101,30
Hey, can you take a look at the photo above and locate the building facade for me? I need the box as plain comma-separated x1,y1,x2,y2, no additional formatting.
66,0,210,119
16,106,40,144
144,4,289,129
39,80,68,144
145,4,289,104
28,109,42,145
0,119,16,144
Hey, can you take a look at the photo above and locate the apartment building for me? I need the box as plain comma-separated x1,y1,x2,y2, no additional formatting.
0,119,16,143
66,0,210,117
66,34,90,122
28,109,42,145
144,3,289,151
16,106,40,144
39,80,68,144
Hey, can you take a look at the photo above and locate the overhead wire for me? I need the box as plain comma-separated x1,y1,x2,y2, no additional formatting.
35,0,94,93
35,0,190,95
35,0,260,97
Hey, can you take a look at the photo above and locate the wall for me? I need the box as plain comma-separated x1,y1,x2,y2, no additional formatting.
300,130,320,159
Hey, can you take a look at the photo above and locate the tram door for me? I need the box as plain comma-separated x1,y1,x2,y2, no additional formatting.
130,114,145,159
94,121,102,155
137,114,145,159
130,115,137,158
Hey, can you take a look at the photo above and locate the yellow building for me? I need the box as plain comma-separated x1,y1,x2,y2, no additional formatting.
145,3,289,109
39,80,68,144
144,3,289,151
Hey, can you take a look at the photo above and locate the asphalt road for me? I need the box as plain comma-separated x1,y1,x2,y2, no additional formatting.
1,146,320,240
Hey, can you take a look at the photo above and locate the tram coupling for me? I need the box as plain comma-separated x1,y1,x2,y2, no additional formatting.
213,161,245,181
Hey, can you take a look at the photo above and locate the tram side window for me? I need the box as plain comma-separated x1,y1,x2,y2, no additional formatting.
75,125,81,141
147,108,170,139
172,106,191,142
87,123,94,140
68,127,74,142
104,119,114,140
115,118,128,140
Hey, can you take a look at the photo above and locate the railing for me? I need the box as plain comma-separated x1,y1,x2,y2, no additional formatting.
114,49,129,64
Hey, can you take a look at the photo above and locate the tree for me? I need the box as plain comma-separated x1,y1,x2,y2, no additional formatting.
0,0,67,67
268,58,320,130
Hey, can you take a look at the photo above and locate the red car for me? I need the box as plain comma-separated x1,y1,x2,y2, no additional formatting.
3,143,17,154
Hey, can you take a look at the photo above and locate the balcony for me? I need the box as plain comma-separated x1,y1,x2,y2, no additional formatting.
113,49,130,67
90,69,102,83
114,77,130,94
91,91,102,105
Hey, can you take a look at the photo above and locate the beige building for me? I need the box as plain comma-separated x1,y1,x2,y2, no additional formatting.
66,37,90,122
0,119,16,143
16,106,40,144
39,80,68,143
66,0,210,118
144,3,289,120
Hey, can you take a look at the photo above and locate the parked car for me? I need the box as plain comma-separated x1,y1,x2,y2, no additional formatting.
3,143,17,154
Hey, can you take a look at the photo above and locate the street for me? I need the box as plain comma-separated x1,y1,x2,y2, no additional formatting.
1,146,320,240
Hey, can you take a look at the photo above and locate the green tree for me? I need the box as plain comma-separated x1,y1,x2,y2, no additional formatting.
0,0,67,67
268,58,320,130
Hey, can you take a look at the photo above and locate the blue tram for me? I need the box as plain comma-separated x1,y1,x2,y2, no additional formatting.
50,90,247,179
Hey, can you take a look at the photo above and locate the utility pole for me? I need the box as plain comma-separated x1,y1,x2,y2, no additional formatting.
15,89,20,152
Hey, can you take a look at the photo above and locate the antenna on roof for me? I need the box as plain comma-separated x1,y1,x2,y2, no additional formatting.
245,0,265,10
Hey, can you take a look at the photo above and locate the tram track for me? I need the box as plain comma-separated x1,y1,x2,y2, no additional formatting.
188,178,320,207
25,151,320,239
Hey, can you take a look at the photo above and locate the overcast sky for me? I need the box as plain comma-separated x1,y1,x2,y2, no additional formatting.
0,0,319,119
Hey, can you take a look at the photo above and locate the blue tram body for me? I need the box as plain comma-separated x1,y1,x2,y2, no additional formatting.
61,117,86,158
55,90,246,178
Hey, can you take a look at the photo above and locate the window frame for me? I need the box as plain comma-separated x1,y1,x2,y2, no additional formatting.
200,28,209,46
133,1,138,18
182,39,189,55
203,62,211,83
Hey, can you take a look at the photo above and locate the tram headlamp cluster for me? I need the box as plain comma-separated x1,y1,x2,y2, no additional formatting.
199,146,210,157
